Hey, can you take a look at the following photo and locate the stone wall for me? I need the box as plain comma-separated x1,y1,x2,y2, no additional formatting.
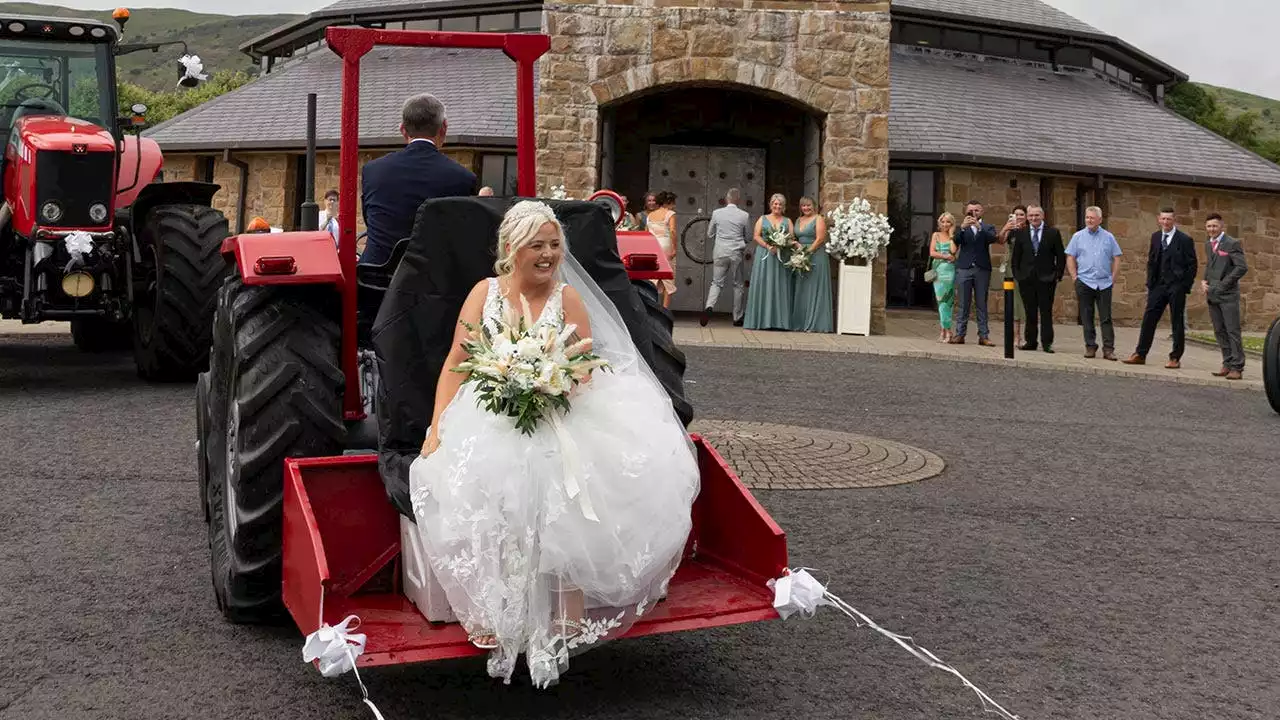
941,166,1280,332
538,0,891,329
163,148,478,234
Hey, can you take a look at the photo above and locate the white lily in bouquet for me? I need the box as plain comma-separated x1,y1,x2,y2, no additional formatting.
454,293,610,435
824,197,894,263
762,223,794,254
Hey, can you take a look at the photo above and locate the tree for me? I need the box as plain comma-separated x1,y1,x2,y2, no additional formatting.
118,69,253,126
1166,82,1280,164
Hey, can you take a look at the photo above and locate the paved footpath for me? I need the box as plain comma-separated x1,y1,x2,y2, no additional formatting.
676,311,1266,391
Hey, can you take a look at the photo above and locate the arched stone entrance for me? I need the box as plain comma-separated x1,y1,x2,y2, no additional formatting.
535,1,891,329
600,83,824,313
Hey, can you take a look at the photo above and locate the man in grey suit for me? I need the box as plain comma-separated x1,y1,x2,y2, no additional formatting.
701,188,751,327
1200,212,1249,380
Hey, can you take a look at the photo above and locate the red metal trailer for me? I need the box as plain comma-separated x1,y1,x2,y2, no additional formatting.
201,25,789,669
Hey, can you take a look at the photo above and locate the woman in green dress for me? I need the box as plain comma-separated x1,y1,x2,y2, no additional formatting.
929,212,958,342
790,196,833,332
744,193,795,331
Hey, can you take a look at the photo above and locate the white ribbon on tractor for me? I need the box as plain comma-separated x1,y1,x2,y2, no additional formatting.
769,568,1022,720
302,614,387,720
64,231,94,259
177,54,208,87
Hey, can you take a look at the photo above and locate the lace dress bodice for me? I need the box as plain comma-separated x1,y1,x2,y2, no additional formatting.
485,277,566,331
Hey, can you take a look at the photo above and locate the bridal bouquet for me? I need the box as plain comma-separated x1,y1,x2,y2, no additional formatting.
824,197,894,262
454,295,609,435
783,245,812,274
762,224,794,253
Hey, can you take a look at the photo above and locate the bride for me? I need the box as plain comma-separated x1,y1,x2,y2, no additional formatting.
408,200,700,688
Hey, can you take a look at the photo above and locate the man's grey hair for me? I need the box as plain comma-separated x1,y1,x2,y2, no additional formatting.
402,93,446,138
1085,205,1103,217
1026,204,1044,214
725,187,741,204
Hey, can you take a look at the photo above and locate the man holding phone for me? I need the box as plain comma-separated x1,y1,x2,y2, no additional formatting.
948,199,1002,346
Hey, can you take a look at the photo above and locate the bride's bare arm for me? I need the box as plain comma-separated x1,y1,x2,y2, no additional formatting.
423,280,489,455
561,286,592,348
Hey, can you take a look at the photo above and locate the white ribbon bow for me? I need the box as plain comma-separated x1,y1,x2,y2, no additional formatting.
302,615,386,719
548,413,597,522
177,54,208,85
64,231,94,259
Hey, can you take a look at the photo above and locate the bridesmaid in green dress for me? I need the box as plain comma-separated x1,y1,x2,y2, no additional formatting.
929,212,958,342
790,197,833,332
744,193,795,331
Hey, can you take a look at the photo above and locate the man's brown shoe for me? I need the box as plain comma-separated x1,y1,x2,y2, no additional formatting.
1165,359,1181,369
978,337,995,347
948,336,965,344
1084,346,1097,358
1122,354,1145,365
1226,369,1243,380
1212,367,1229,377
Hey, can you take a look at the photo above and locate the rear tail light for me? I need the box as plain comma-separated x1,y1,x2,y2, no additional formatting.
623,253,659,271
254,256,297,275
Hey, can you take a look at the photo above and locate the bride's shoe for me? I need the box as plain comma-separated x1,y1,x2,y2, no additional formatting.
468,630,499,649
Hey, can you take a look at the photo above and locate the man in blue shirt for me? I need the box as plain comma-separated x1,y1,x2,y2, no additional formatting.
1065,206,1124,360
948,199,1002,346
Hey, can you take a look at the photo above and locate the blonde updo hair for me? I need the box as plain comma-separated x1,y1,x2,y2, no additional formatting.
769,193,787,211
494,200,564,276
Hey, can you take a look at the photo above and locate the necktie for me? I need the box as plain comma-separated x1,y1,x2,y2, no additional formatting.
1162,233,1170,249
1032,227,1040,254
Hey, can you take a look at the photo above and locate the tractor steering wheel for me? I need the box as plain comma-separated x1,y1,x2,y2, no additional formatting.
13,82,59,103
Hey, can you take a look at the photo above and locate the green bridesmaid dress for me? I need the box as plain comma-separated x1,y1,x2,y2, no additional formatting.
789,217,833,333
744,216,795,331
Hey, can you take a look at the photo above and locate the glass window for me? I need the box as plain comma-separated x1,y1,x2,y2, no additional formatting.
404,19,440,30
480,154,518,196
479,13,514,31
1019,39,1050,62
518,11,542,30
899,23,941,47
1058,47,1091,68
441,16,477,31
944,30,980,53
982,34,1018,57
0,38,113,133
910,171,934,212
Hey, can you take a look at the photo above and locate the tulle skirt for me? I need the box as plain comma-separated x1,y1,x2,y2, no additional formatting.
409,370,699,688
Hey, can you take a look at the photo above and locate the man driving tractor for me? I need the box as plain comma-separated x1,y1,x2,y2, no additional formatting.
358,93,478,266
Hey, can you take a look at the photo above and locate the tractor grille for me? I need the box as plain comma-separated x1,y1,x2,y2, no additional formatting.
36,150,114,228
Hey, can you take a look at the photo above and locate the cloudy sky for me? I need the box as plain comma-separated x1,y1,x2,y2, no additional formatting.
33,0,1280,101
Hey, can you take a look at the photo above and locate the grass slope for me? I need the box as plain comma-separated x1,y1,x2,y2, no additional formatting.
1198,82,1280,143
0,2,299,91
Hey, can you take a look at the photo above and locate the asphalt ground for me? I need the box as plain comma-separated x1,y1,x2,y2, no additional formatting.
2,335,1278,720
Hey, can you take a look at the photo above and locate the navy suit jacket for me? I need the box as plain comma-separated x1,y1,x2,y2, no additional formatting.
359,140,477,265
952,221,999,271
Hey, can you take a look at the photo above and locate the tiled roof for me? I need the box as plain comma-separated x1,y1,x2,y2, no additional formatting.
892,0,1102,37
889,47,1280,192
145,46,522,151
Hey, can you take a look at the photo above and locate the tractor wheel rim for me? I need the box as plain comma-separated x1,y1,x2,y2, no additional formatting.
224,399,239,537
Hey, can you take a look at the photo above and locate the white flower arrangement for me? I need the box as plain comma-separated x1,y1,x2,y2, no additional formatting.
454,294,609,435
762,224,793,252
549,184,569,200
783,245,812,274
824,197,894,263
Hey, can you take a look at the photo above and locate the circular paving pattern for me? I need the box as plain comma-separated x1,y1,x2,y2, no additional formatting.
688,420,946,490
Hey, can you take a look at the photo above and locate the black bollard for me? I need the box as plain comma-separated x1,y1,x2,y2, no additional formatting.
1003,279,1015,359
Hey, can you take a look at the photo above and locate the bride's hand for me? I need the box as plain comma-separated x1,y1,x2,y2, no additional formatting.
420,431,440,457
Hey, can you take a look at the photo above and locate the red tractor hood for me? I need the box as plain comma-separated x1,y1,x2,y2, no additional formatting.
14,115,114,153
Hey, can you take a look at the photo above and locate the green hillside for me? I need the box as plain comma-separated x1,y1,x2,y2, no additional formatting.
1200,83,1280,141
0,2,299,91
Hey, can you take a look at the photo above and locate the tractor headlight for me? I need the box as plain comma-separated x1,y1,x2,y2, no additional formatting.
89,203,108,223
40,201,63,224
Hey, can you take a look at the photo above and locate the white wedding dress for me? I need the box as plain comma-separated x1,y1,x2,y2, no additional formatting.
408,274,700,688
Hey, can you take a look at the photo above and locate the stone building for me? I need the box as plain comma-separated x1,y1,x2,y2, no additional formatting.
149,0,1280,332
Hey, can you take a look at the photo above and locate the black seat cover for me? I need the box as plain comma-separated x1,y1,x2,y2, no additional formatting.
372,196,657,516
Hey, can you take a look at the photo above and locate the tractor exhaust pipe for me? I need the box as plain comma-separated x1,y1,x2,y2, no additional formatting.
299,92,318,232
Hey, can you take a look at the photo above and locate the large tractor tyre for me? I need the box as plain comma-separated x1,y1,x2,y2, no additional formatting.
1264,316,1280,415
206,279,345,624
198,275,238,523
632,278,693,427
133,204,230,382
70,317,132,352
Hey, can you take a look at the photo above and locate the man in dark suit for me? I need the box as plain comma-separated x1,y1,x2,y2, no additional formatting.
1123,207,1198,368
1009,204,1066,352
948,199,1002,346
1200,212,1249,379
359,93,478,266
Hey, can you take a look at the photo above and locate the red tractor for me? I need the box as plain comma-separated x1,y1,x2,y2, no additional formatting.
0,10,229,379
197,26,788,665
